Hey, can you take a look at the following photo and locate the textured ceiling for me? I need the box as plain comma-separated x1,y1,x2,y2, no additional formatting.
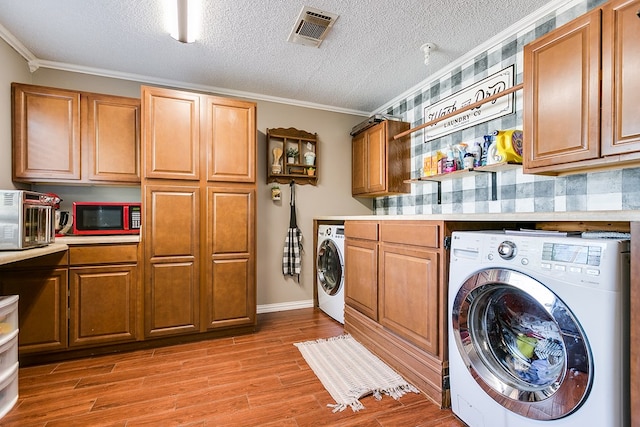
0,0,559,115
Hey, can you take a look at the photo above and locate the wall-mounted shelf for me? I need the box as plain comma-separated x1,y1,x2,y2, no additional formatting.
393,83,523,141
267,127,317,185
406,162,521,204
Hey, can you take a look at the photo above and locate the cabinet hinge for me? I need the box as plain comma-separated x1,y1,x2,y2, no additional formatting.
443,236,452,250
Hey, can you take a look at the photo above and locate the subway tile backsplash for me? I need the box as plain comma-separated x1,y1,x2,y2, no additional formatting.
373,0,638,216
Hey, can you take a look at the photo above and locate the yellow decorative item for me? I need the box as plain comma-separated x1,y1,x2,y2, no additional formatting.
494,130,523,163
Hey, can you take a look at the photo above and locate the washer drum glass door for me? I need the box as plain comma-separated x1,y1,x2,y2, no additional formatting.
317,239,343,296
451,268,592,420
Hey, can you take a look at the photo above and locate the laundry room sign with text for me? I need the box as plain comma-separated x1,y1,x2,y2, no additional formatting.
423,65,515,142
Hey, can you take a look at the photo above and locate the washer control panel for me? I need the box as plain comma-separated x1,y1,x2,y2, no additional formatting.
451,230,629,292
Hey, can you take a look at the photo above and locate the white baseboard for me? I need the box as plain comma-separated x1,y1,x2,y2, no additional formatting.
257,299,314,314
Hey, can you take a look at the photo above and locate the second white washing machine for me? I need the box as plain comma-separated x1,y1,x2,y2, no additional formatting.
316,224,345,324
448,230,629,427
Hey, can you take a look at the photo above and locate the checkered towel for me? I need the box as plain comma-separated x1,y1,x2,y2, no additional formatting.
283,227,303,278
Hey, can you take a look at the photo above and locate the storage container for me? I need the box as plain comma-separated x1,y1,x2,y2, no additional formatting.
0,363,18,419
0,296,18,346
0,331,18,380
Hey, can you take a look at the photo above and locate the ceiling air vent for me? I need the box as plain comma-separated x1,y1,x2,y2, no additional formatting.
287,6,339,48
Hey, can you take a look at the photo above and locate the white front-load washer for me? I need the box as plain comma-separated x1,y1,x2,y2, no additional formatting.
448,230,629,427
316,224,345,324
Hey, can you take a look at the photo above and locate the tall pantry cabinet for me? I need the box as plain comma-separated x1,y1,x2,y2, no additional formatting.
141,86,257,339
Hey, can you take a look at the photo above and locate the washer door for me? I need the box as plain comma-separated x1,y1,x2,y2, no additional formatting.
316,239,343,296
451,268,592,420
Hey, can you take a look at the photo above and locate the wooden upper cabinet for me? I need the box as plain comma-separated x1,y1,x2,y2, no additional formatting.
12,83,81,182
83,94,140,183
523,9,601,172
204,97,256,183
11,83,141,184
601,0,640,156
142,85,200,180
524,0,640,174
351,131,367,194
351,120,410,197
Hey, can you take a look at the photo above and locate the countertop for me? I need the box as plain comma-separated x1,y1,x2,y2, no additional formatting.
56,235,141,245
0,235,140,266
315,210,640,222
0,243,68,266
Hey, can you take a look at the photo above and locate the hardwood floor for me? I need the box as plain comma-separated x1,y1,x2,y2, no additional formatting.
2,308,465,426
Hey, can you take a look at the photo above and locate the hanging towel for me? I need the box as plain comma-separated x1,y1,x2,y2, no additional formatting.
283,181,303,279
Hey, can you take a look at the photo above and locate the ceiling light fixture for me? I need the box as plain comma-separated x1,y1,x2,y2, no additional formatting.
421,43,437,66
169,0,201,43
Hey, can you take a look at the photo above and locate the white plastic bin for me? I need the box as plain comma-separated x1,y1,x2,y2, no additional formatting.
0,296,18,347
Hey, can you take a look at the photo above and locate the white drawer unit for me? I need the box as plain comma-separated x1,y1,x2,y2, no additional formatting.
0,296,18,420
0,296,18,344
0,364,18,419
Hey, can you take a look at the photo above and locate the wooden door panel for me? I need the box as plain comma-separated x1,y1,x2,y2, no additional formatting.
69,265,137,346
146,262,199,336
0,268,68,354
205,186,255,328
205,98,256,182
379,244,439,356
367,124,386,193
523,11,601,170
352,132,366,194
145,185,200,258
85,94,140,182
12,83,81,181
208,187,254,255
142,86,200,179
601,0,640,155
344,238,378,320
207,259,253,328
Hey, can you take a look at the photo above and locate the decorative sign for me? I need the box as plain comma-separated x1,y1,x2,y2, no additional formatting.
423,65,515,141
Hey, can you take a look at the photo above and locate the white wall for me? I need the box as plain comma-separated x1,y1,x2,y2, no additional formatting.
0,39,373,310
0,38,32,190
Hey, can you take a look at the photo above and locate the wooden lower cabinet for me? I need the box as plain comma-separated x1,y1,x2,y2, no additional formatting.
144,184,200,338
379,243,439,355
205,186,256,329
68,244,139,347
344,220,447,406
344,222,379,320
0,252,69,355
344,220,523,407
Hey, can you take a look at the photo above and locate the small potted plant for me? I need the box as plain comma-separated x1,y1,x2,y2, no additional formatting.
286,147,299,164
307,166,316,176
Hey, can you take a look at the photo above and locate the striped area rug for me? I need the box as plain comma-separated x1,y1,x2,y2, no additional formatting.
294,334,419,412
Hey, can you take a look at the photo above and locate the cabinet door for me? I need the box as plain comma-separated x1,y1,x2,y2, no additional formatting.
204,186,256,329
84,94,141,183
523,10,601,170
378,243,439,355
144,184,200,337
0,268,68,354
69,265,137,347
601,0,640,156
352,131,367,195
366,124,387,193
11,83,81,182
204,97,256,183
344,238,378,320
142,86,200,180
